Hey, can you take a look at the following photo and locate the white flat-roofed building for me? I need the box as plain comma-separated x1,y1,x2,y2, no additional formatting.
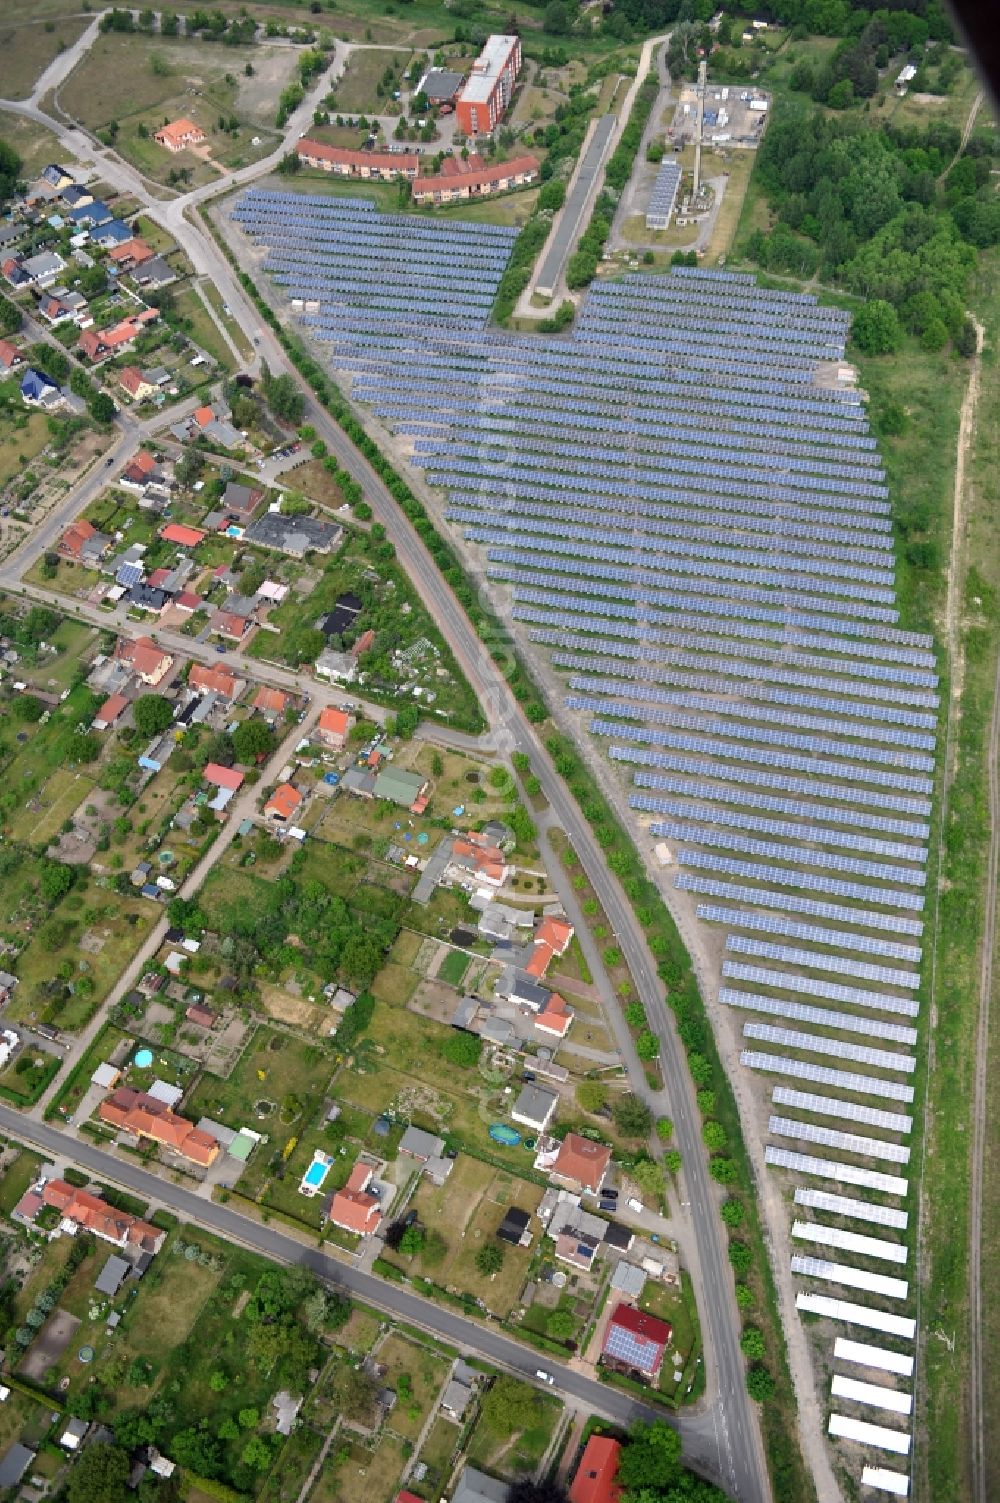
455,35,521,136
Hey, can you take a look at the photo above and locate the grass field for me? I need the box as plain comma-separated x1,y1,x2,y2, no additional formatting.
332,48,413,114
466,1381,562,1478
5,766,93,845
172,283,236,371
56,32,285,186
0,14,89,99
0,108,72,180
200,279,254,360
311,1434,408,1503
377,1332,450,1440
0,411,51,487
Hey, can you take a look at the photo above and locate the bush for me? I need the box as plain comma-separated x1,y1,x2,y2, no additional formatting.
740,1327,765,1361
441,1032,481,1068
747,1364,775,1401
720,1199,745,1228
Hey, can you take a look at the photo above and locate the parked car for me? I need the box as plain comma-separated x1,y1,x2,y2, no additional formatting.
535,1370,554,1386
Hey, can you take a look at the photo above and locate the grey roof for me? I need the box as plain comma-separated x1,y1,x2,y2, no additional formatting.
95,1253,131,1296
245,512,341,557
611,1260,647,1297
441,1377,473,1416
61,1416,89,1442
399,1125,445,1160
0,970,17,990
511,1083,558,1127
222,481,262,515
132,255,175,287
452,1466,510,1503
603,1220,634,1250
480,1016,515,1045
451,994,479,1030
341,765,375,795
0,1443,35,1488
421,67,466,101
507,973,550,1010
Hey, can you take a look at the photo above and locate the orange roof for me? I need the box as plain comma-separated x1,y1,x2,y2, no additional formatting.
536,993,572,1037
118,365,151,395
155,118,206,149
211,610,249,639
318,706,351,739
204,762,244,791
569,1437,622,1503
525,943,554,979
265,782,302,820
329,1162,380,1234
160,523,205,547
96,692,128,726
60,517,97,555
452,837,506,884
109,236,154,265
413,153,540,197
99,1087,219,1166
193,405,215,427
296,139,419,174
253,686,288,715
117,634,173,682
552,1133,611,1191
0,338,21,368
41,1179,163,1252
537,916,573,954
189,662,239,698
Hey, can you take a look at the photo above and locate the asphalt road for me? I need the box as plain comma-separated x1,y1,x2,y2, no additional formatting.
0,69,771,1503
0,1105,740,1481
535,114,616,298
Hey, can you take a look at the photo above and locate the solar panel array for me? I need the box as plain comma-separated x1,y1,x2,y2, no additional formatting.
237,195,932,1491
646,160,682,230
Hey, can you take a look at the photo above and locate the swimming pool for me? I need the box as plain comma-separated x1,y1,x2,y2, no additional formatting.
134,1048,154,1069
299,1150,334,1196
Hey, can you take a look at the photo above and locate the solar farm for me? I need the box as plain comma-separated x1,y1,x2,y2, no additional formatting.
234,188,935,1496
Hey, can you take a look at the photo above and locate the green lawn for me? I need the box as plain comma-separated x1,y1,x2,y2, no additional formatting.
437,948,469,987
332,48,413,114
466,1382,562,1480
0,1147,43,1215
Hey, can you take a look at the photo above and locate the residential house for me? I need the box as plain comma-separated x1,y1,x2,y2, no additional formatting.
2,257,29,289
68,199,112,229
60,184,92,209
317,705,354,750
59,516,111,563
42,164,76,191
221,480,264,521
37,289,88,327
0,339,22,375
22,249,65,287
13,1177,164,1254
128,582,169,614
548,1133,611,1194
119,366,157,401
569,1437,623,1503
525,916,574,979
449,832,509,888
203,762,244,812
121,449,163,489
511,1083,558,1132
265,782,302,825
188,662,242,699
78,308,158,361
93,693,129,730
600,1304,671,1381
0,971,17,1007
535,992,573,1039
245,512,342,558
115,635,174,687
131,255,176,290
160,523,205,548
295,139,419,180
327,1161,381,1235
610,1261,646,1300
155,118,207,152
451,1466,510,1503
21,366,63,409
398,1126,445,1163
210,608,251,641
253,685,289,719
99,1086,220,1166
411,153,539,205
109,236,154,271
440,1376,474,1421
91,217,132,249
315,648,357,684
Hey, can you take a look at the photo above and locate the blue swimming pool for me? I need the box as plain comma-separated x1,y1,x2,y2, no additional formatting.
303,1158,328,1187
134,1048,154,1069
490,1124,520,1146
